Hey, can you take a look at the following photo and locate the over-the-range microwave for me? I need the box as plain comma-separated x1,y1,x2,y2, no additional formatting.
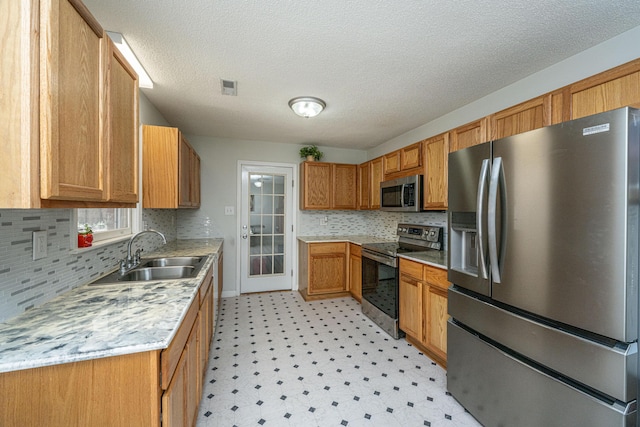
380,174,423,212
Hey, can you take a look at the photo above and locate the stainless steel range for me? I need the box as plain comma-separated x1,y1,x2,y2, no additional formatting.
361,223,443,339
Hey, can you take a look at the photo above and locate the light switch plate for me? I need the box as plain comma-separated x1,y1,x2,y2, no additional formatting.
33,230,47,260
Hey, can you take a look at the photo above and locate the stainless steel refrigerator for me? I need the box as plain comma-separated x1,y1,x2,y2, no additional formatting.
447,107,639,426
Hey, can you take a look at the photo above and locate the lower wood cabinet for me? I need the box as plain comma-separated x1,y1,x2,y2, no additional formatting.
0,263,216,427
348,243,362,302
398,257,449,367
298,241,349,300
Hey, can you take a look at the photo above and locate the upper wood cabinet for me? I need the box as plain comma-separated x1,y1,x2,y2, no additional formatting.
356,156,384,210
358,162,370,210
370,156,383,209
142,125,201,209
383,142,423,178
568,58,640,120
106,38,139,203
333,163,358,209
450,117,491,152
422,133,449,210
491,96,551,140
300,161,356,210
1,0,138,208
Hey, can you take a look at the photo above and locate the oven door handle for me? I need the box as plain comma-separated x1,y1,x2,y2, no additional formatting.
362,249,397,268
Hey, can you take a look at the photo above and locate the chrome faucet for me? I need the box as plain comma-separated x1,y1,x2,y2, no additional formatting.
122,229,167,270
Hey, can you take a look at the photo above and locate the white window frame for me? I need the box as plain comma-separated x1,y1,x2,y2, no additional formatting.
72,205,141,249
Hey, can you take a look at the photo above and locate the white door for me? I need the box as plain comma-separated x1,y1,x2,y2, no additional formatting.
239,164,294,293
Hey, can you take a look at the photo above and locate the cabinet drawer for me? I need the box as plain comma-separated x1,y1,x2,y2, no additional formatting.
399,257,423,280
425,265,449,290
309,242,347,255
161,295,199,390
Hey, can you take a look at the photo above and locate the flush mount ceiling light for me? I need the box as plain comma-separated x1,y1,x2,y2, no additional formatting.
106,31,153,89
288,97,326,118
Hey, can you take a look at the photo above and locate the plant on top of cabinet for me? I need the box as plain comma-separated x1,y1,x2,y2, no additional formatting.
142,125,201,209
299,145,324,161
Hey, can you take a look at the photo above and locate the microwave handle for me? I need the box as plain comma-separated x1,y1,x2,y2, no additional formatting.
400,184,406,207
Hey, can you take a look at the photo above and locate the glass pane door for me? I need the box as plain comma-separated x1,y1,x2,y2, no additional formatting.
248,173,286,277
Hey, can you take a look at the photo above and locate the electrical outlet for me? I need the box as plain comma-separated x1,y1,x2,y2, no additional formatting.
32,230,47,260
320,216,328,226
224,206,235,216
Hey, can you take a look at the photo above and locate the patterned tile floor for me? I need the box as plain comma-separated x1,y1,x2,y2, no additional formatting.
196,291,481,427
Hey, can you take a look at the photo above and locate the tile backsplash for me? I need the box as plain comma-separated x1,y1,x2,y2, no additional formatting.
299,210,448,243
0,208,177,323
0,207,445,323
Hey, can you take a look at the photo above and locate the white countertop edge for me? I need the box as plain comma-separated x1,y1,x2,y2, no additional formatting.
0,342,167,373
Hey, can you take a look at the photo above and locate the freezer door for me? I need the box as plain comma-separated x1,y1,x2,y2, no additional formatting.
448,320,637,427
490,107,639,342
448,142,492,296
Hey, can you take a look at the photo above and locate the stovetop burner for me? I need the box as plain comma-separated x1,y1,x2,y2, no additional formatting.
362,223,443,257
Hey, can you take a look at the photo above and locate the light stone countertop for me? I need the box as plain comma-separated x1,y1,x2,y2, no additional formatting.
399,251,448,269
298,235,448,269
0,238,223,374
297,235,396,245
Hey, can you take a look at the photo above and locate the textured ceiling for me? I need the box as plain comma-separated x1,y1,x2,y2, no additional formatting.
84,0,640,150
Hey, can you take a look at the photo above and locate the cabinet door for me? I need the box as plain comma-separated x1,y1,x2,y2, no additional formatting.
333,164,357,209
185,318,199,427
383,150,401,175
191,153,201,208
425,285,448,362
162,350,187,427
423,133,449,210
106,38,138,203
399,272,423,340
300,162,332,209
308,243,347,294
450,117,490,152
40,0,106,201
569,58,640,119
349,244,362,302
369,157,383,209
491,95,551,140
142,125,180,208
400,142,422,170
358,162,370,210
178,135,193,207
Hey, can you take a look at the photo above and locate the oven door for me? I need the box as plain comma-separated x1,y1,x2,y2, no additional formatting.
361,249,399,319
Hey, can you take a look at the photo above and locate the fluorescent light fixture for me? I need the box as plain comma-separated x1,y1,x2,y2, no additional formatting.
106,31,153,89
288,97,326,118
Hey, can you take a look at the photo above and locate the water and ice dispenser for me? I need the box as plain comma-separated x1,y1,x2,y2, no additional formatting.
449,212,480,277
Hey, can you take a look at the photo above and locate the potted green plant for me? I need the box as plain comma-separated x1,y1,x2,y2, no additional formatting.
299,145,323,161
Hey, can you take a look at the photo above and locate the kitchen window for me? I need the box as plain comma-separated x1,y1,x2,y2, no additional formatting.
75,208,134,244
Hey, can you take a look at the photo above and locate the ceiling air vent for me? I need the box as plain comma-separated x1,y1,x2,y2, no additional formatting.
220,79,237,96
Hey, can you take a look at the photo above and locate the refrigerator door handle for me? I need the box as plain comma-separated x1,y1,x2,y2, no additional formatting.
488,157,504,283
477,159,490,280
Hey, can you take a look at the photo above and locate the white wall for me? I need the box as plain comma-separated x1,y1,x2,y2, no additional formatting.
370,25,640,158
177,138,367,295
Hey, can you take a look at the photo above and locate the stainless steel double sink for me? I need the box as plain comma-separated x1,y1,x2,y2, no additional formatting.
90,256,207,285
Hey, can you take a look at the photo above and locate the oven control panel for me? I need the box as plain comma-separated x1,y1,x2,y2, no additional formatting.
397,223,443,250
